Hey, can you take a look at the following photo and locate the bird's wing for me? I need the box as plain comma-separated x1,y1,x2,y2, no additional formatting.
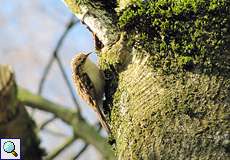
77,73,98,108
74,72,111,133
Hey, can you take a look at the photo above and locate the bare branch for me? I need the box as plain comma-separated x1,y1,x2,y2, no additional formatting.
17,87,115,159
45,136,76,160
18,87,77,123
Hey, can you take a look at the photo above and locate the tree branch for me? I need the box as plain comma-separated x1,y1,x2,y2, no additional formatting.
63,0,119,47
45,136,76,160
17,87,115,159
0,65,44,159
18,87,77,123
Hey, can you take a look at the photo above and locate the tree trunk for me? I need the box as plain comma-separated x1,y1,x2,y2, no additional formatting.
109,55,230,159
0,65,44,159
64,0,230,159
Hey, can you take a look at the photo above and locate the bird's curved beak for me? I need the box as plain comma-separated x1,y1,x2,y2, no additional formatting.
86,52,92,57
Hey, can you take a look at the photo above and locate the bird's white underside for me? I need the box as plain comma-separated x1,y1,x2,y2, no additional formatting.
83,57,105,100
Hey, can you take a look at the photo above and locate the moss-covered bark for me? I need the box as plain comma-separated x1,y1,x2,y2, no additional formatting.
109,59,230,159
64,0,230,159
102,1,230,159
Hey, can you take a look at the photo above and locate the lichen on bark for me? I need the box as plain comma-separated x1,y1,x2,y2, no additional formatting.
101,0,230,159
110,60,230,159
63,0,230,159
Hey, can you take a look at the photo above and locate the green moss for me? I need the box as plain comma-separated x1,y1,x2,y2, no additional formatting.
177,56,193,69
118,0,230,74
110,89,122,130
99,33,132,72
99,51,121,70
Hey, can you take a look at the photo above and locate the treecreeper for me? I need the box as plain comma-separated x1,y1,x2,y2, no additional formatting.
71,52,111,133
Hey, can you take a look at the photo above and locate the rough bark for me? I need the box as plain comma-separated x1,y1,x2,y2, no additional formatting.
110,55,230,159
0,65,44,159
63,0,119,46
64,0,230,159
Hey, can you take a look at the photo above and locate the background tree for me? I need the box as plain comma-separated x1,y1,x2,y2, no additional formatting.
0,1,115,159
63,0,230,159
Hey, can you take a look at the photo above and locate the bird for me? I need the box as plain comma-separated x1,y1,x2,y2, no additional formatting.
71,52,111,133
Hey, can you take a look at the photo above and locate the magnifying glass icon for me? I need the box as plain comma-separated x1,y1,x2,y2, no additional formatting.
3,141,18,157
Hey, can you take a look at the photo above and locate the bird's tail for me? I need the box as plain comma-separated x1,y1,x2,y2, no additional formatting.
95,107,111,134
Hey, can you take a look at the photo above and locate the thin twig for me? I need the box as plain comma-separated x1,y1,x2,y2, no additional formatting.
36,16,80,128
45,136,76,160
71,123,102,160
42,128,69,138
38,57,55,95
39,116,57,130
38,15,77,95
72,143,88,160
56,55,81,111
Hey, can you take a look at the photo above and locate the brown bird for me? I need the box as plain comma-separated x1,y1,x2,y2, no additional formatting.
71,52,111,133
